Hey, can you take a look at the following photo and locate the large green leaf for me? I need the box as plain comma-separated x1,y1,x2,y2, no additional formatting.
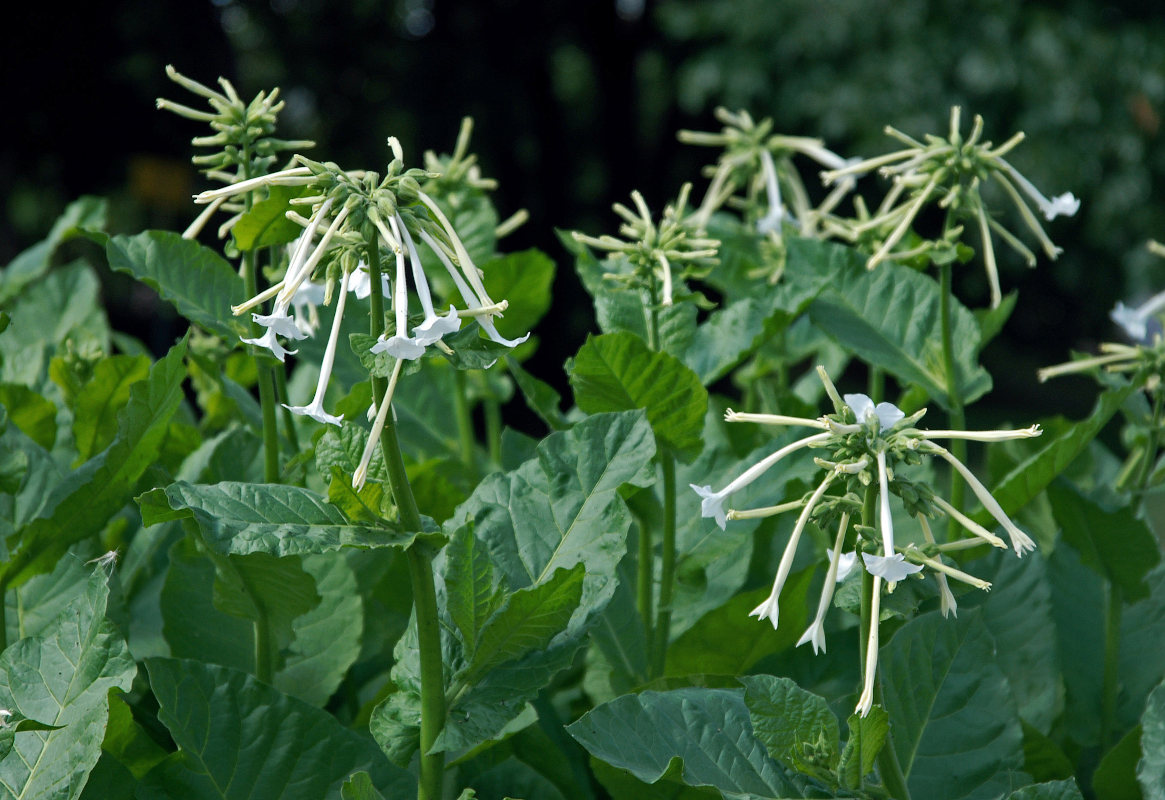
1048,482,1160,601
570,332,707,462
139,658,413,799
1046,542,1106,746
976,551,1063,732
451,410,655,631
0,263,109,390
0,385,57,452
804,238,991,409
740,675,839,778
459,564,584,686
139,480,433,556
105,231,246,339
2,337,187,587
69,355,151,464
476,249,556,342
443,521,506,657
0,196,106,305
0,571,135,800
1093,725,1142,800
566,688,797,799
1141,679,1165,800
1121,564,1165,738
881,609,1025,800
838,707,889,790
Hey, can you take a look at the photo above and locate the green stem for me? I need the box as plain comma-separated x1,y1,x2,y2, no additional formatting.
453,370,476,467
868,366,884,404
242,248,281,483
938,261,967,538
484,396,503,466
651,453,677,677
273,360,300,457
253,616,273,684
637,511,654,659
859,484,911,800
1101,580,1122,751
367,232,445,800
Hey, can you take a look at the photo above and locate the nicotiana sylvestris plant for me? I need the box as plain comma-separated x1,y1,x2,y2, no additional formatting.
7,62,1165,800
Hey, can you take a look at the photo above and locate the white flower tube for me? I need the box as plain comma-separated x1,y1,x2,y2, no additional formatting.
398,215,460,345
797,513,850,655
855,574,883,718
749,470,836,629
283,268,351,426
928,443,1037,555
691,431,831,529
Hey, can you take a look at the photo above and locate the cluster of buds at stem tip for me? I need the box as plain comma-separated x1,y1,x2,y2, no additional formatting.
677,106,860,238
690,367,1041,715
198,137,528,427
157,66,314,241
571,184,720,307
820,106,1078,308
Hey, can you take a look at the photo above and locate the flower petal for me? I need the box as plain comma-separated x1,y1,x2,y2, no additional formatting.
861,552,924,582
690,484,728,530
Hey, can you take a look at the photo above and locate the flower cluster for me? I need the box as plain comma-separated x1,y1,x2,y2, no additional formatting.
157,65,313,240
195,139,528,437
691,367,1041,716
678,106,858,238
571,185,720,307
821,107,1079,307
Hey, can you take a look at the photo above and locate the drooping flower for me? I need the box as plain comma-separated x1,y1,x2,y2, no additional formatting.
283,267,352,426
691,367,1042,717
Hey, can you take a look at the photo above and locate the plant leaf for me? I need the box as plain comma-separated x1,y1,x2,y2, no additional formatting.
2,336,187,587
570,332,707,462
0,571,136,799
105,231,247,339
231,185,313,251
0,196,107,305
139,658,414,799
139,480,437,556
69,354,151,463
740,675,839,775
1004,779,1087,800
566,688,797,798
1048,482,1160,601
1140,679,1165,800
838,707,889,790
805,238,991,410
881,609,1025,800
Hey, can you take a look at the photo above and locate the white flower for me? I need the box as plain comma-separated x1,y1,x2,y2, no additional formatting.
398,216,462,346
756,150,794,234
349,269,390,301
283,268,351,426
691,431,831,530
749,470,836,629
0,709,10,728
855,574,883,718
1111,288,1165,343
369,215,425,361
253,307,308,341
926,443,1037,556
999,160,1080,221
844,394,905,432
241,327,297,362
829,549,857,582
353,359,405,491
862,552,923,582
798,515,851,655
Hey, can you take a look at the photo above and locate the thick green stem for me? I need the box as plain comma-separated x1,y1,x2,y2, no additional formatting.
242,248,281,483
938,261,967,538
253,616,273,684
651,453,677,677
453,370,477,467
366,233,445,800
637,513,654,658
859,484,911,800
484,396,503,466
273,362,301,457
1101,581,1122,751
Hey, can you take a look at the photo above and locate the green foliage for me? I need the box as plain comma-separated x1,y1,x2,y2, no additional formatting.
570,332,707,461
0,571,135,799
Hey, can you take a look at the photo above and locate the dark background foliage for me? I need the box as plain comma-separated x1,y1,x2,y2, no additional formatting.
5,0,1164,421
